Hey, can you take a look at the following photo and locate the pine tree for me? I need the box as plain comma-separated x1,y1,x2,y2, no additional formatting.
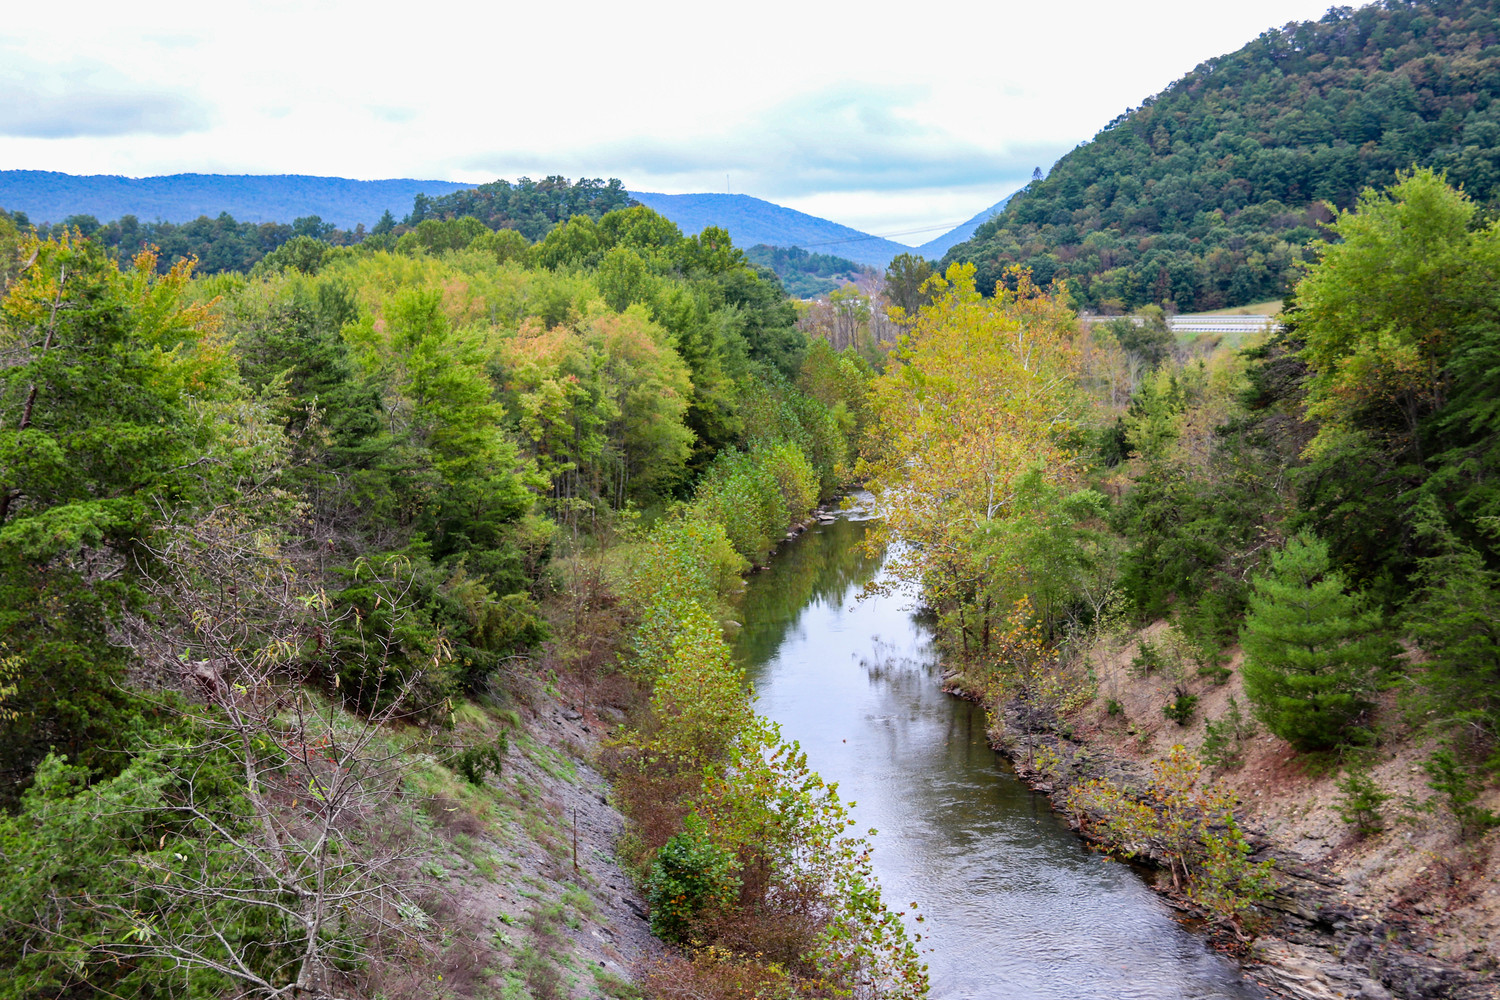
1406,497,1500,762
0,233,242,798
1239,534,1393,750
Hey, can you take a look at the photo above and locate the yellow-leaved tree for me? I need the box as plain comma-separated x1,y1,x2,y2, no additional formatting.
859,264,1084,662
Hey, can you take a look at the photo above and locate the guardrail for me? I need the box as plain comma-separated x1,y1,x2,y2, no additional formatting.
1078,313,1281,334
1170,315,1279,333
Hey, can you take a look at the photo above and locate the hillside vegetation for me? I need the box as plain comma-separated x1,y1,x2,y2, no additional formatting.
744,245,874,298
876,169,1500,987
0,201,926,999
944,0,1500,311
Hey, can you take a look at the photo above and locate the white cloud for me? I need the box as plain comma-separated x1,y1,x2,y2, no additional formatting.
0,59,211,138
0,0,1347,233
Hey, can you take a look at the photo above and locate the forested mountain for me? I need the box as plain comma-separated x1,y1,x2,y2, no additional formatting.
943,0,1500,311
744,244,874,297
0,171,474,229
405,176,634,240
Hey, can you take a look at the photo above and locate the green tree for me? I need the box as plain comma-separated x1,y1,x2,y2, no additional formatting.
531,215,603,270
467,226,529,264
1289,171,1500,594
1405,497,1500,763
252,234,331,275
1108,305,1174,372
344,285,534,582
596,245,658,312
827,283,871,352
0,211,22,294
882,253,933,320
1297,169,1500,460
0,235,241,795
1239,534,1393,750
1334,768,1389,838
1422,748,1499,839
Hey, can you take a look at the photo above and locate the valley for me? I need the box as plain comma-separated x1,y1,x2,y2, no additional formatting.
3,2,1500,999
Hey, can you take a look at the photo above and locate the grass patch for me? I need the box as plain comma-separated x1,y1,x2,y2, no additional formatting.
561,885,594,917
594,969,643,1000
453,699,493,727
514,731,577,782
1194,298,1283,316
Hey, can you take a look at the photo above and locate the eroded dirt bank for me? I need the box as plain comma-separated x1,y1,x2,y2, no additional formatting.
950,635,1500,1000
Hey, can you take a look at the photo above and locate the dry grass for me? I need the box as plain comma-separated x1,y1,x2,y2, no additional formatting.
642,948,799,1000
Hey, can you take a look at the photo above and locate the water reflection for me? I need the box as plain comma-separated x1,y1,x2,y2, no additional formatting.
732,510,1264,1000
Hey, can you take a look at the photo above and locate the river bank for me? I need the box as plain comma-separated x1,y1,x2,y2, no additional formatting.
731,509,1266,1000
953,659,1500,1000
565,495,1495,1000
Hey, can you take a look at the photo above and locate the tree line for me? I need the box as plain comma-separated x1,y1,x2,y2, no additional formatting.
0,175,635,278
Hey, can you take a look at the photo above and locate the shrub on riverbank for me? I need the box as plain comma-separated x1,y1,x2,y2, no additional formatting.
605,493,928,999
1067,745,1276,935
692,442,819,564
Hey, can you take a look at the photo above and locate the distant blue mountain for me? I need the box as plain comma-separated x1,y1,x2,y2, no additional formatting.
0,171,477,229
0,170,1022,272
628,192,919,270
914,193,1016,259
631,190,1020,270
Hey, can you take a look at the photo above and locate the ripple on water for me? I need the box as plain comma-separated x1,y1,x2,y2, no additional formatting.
733,511,1264,1000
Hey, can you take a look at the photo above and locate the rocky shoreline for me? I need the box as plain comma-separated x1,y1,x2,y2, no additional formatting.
946,679,1498,1000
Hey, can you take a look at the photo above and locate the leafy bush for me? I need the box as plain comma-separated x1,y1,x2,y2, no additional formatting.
453,734,509,786
692,448,787,562
692,441,820,563
1067,745,1276,930
1163,686,1199,726
757,440,818,526
645,814,739,943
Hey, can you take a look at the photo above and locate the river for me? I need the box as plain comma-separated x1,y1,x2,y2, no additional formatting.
730,506,1265,1000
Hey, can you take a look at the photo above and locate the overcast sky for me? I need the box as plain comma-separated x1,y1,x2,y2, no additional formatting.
2,0,1345,242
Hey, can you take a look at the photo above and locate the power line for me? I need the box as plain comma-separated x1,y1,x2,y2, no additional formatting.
791,219,978,250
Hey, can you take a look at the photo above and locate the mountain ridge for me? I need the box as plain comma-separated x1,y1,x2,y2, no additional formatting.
911,194,1015,259
0,170,477,230
627,191,915,269
940,0,1500,311
0,169,1014,272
